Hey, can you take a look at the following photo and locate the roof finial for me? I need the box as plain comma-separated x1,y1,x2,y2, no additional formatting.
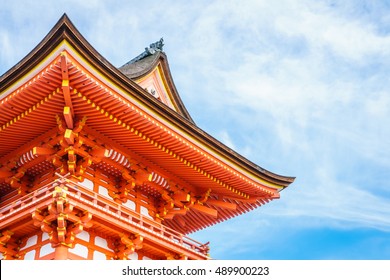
146,38,164,54
126,38,164,64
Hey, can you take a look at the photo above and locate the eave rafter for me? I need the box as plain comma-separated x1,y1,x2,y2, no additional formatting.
81,101,247,201
72,85,278,200
0,39,288,235
0,90,58,134
0,131,62,193
0,57,62,126
55,50,281,197
60,88,280,228
60,52,74,125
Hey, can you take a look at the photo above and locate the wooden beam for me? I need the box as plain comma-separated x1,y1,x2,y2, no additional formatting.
0,170,13,178
60,53,73,116
271,192,280,199
223,196,258,203
62,80,72,111
0,127,58,167
91,148,110,158
32,147,56,156
206,199,237,210
64,129,74,145
175,215,186,228
165,208,188,220
173,193,191,205
67,148,76,173
63,106,73,129
73,116,88,133
173,208,188,215
134,169,152,185
191,204,218,218
60,52,69,80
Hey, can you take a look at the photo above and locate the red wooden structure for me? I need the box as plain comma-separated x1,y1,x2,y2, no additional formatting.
0,15,294,260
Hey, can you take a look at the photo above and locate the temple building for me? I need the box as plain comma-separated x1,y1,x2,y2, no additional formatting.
0,15,294,260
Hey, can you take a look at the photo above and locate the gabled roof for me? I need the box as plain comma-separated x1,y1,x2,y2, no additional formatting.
120,52,161,78
119,51,194,122
0,14,295,234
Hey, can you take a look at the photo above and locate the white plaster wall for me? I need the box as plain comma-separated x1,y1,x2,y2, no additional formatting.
98,185,110,198
70,244,88,258
140,206,153,219
93,250,107,260
20,235,37,250
77,231,90,242
94,236,109,250
39,243,53,258
124,200,136,210
24,250,35,260
42,232,49,241
80,178,94,190
128,252,138,260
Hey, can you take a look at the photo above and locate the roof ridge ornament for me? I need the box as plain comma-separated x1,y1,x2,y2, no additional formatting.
126,38,164,64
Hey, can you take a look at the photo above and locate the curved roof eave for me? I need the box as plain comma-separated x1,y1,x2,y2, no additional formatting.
118,51,195,123
0,14,295,189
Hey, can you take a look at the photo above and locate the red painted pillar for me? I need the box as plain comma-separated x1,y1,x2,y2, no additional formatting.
54,245,68,260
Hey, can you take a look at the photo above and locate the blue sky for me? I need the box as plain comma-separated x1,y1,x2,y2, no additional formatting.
1,0,389,260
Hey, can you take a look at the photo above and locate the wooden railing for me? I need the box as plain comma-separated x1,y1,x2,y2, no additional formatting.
0,186,53,218
0,174,209,257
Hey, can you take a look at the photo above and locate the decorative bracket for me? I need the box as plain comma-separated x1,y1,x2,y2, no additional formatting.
32,184,93,248
0,230,18,260
110,233,144,260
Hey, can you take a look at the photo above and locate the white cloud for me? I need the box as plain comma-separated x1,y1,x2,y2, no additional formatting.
175,0,390,234
216,130,237,150
365,91,390,118
0,31,13,68
268,168,390,232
